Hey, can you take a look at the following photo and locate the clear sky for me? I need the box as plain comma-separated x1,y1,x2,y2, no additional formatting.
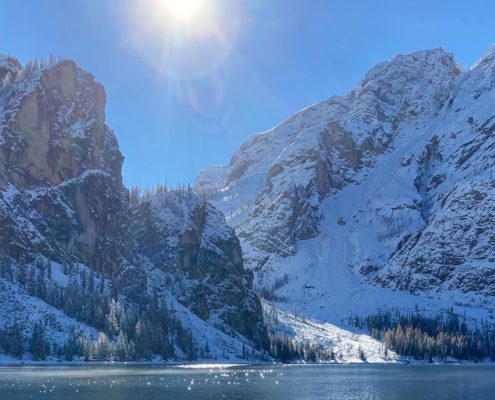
1,0,494,188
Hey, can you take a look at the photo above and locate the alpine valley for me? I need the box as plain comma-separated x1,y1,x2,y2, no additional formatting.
2,44,495,364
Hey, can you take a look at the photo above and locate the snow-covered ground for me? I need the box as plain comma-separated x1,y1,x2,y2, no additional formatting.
264,302,398,363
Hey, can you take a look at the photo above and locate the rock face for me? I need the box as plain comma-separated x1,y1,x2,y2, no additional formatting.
131,191,265,343
0,57,129,276
0,58,122,189
0,56,266,357
0,171,132,277
378,180,495,296
196,46,495,316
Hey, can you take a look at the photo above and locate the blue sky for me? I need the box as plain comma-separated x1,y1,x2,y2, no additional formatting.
1,0,494,188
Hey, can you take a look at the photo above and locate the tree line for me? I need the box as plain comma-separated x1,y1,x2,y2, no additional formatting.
128,183,198,208
0,254,198,361
265,303,336,363
351,307,495,361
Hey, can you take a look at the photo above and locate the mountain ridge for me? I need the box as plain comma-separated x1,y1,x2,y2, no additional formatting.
195,45,495,325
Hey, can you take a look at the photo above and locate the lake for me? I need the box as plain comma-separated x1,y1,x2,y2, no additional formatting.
0,364,494,400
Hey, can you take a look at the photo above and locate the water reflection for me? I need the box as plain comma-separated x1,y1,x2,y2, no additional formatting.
0,364,493,400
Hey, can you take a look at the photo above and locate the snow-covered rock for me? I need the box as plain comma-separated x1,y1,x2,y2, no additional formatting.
131,189,266,345
0,56,267,361
196,46,495,327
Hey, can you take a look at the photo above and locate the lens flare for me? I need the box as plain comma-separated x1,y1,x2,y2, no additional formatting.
123,0,241,81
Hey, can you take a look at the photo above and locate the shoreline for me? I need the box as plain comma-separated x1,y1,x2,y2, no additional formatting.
0,359,494,367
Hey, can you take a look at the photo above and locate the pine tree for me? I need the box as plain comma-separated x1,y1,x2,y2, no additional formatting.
88,270,95,293
48,54,58,67
99,276,105,293
0,255,13,281
134,320,151,359
93,332,111,360
115,330,129,361
78,335,92,361
62,262,69,275
30,323,49,360
81,269,87,290
358,345,366,362
27,266,36,295
63,330,79,361
17,256,28,285
0,324,24,358
105,299,120,336
45,259,52,279
127,339,137,360
36,267,47,299
129,186,141,207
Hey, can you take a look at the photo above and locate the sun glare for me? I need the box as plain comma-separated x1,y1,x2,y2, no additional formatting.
162,0,203,20
124,0,239,80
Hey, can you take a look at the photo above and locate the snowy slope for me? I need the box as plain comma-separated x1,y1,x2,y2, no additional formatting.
264,302,399,363
0,274,262,363
196,45,495,332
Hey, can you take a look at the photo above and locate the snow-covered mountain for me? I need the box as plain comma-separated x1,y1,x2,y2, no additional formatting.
3,45,495,363
195,46,495,327
0,55,267,361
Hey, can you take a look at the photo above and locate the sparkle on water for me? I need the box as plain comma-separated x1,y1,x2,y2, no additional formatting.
0,364,495,400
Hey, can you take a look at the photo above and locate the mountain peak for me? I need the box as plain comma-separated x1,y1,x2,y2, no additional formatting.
0,54,22,66
0,55,122,189
472,43,495,69
0,55,23,81
359,47,460,90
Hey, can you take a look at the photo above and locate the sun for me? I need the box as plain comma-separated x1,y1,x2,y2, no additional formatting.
162,0,204,20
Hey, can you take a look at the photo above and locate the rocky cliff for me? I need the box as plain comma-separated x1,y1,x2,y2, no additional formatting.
131,190,265,343
0,55,266,361
0,56,129,275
